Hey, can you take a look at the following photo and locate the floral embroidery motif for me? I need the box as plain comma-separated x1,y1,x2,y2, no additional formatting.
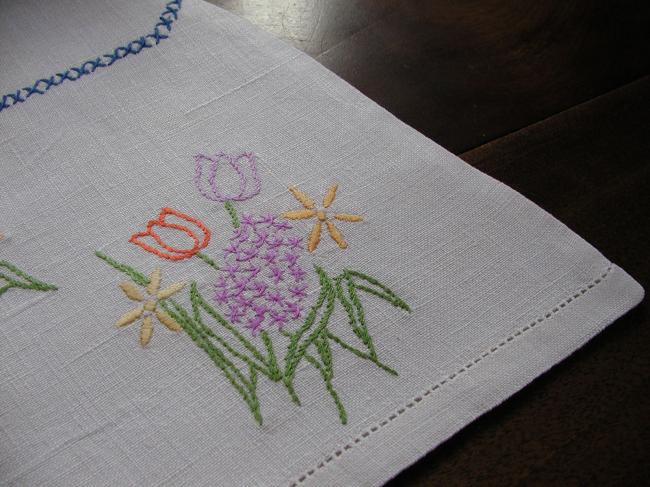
129,207,218,269
95,151,410,425
194,153,261,203
214,214,307,335
283,184,363,252
194,152,261,228
114,268,185,346
0,260,58,297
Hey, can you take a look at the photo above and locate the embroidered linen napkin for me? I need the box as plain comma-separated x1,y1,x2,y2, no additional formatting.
0,1,644,485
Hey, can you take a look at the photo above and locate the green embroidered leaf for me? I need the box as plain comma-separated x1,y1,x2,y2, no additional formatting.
92,251,409,427
345,269,411,312
283,267,335,383
0,260,58,297
342,272,377,359
188,283,272,374
314,332,347,424
95,251,150,286
325,330,397,376
161,298,263,425
323,270,405,376
334,274,363,336
195,251,220,270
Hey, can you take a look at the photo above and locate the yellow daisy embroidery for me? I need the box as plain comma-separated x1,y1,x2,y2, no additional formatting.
283,183,363,252
115,268,185,346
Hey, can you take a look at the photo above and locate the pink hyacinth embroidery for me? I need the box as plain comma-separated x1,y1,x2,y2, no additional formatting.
194,152,261,202
214,214,307,335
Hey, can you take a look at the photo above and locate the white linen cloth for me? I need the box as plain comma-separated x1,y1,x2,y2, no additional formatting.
0,0,643,485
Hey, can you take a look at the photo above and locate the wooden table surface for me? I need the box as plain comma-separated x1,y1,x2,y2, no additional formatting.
208,2,650,485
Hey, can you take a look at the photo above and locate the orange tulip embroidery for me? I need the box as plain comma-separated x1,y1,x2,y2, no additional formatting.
283,184,363,252
114,268,185,347
129,207,218,269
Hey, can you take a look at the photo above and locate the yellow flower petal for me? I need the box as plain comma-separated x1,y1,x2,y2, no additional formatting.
307,220,322,252
326,221,348,249
283,209,316,220
323,184,338,208
157,282,185,300
140,315,153,347
156,309,182,331
116,306,144,327
288,186,315,209
119,281,144,302
334,213,363,222
147,268,161,296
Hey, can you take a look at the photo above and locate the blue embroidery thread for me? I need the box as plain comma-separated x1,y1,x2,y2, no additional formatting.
0,0,183,113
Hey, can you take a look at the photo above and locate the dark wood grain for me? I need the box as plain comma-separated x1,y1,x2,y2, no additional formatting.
203,1,650,485
315,0,650,153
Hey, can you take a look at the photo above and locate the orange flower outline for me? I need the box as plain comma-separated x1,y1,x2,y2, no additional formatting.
129,207,211,260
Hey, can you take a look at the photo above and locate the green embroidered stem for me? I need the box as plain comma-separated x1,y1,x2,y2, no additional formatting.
283,267,334,385
224,200,240,228
192,330,263,425
283,286,336,405
284,380,302,406
249,363,258,389
315,329,348,424
284,276,328,371
195,251,220,270
0,260,58,296
261,330,282,381
168,299,251,386
95,251,150,286
335,274,376,359
95,250,411,426
162,299,263,425
193,306,273,377
344,273,378,360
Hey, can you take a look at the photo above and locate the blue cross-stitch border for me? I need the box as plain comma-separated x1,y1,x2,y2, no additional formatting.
0,0,182,113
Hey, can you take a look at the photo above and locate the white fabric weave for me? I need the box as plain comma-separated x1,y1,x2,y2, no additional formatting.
0,1,643,486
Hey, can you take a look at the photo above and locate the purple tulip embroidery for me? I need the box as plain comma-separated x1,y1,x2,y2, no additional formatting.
194,152,261,203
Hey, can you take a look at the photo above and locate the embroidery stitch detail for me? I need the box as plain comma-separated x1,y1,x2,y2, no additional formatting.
94,151,409,425
0,0,183,113
224,200,241,228
97,249,409,424
114,267,185,347
212,213,307,336
283,184,363,252
194,153,261,203
0,260,58,296
95,251,150,286
129,207,216,267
